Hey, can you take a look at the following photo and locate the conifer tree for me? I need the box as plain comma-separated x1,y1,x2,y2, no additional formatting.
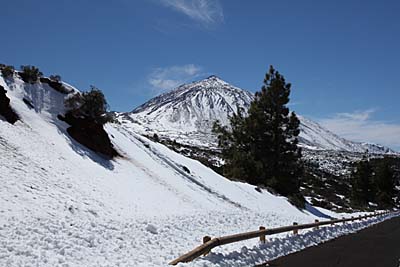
350,158,373,207
374,158,395,208
213,107,262,185
214,66,303,197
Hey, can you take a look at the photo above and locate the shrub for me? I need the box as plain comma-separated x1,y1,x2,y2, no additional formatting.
65,93,83,112
153,133,160,142
19,65,43,83
49,75,61,82
65,86,113,125
1,65,15,78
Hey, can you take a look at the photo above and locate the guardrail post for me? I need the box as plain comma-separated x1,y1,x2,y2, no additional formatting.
293,222,298,235
259,226,266,244
330,218,335,226
202,236,212,256
314,219,319,230
342,217,346,225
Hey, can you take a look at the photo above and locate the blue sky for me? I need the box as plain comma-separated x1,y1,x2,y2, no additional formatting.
2,0,400,150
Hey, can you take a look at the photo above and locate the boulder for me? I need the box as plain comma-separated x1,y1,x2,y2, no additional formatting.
58,112,119,158
0,85,19,124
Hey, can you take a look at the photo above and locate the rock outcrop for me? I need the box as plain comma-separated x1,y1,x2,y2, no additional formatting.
0,85,19,124
58,113,119,158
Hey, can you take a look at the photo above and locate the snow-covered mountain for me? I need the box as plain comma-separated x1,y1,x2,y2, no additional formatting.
133,75,253,131
122,75,253,147
123,76,395,154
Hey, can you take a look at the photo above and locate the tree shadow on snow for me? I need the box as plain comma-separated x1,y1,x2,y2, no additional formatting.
304,202,332,219
65,135,115,170
52,116,115,170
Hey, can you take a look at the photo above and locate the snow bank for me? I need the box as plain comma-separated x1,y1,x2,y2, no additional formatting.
182,213,396,267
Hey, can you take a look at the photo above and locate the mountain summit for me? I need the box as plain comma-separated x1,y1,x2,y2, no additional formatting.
130,76,253,136
123,76,394,154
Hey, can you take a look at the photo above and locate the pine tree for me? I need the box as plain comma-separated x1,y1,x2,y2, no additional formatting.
214,66,303,197
213,107,263,185
374,158,395,208
350,159,373,207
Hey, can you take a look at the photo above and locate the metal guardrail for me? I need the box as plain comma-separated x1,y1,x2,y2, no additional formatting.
170,210,396,265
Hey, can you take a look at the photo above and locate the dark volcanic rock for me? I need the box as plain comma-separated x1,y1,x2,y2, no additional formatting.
40,77,70,94
58,113,119,158
0,85,19,124
23,98,35,109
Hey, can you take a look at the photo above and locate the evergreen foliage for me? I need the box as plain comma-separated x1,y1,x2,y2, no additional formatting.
19,65,43,83
49,75,62,82
153,133,160,142
350,158,373,206
1,65,15,78
65,86,113,125
350,157,396,208
213,66,303,197
374,158,395,208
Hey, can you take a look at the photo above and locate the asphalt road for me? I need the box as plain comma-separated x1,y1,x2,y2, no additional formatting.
263,216,400,267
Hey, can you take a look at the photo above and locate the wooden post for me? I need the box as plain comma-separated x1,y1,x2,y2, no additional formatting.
202,236,212,256
259,226,266,244
314,219,319,230
293,222,298,235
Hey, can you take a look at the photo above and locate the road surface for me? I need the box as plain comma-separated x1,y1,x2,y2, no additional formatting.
262,215,400,267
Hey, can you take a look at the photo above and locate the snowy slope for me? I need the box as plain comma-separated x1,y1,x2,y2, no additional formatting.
0,74,343,266
298,116,393,153
124,76,395,154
